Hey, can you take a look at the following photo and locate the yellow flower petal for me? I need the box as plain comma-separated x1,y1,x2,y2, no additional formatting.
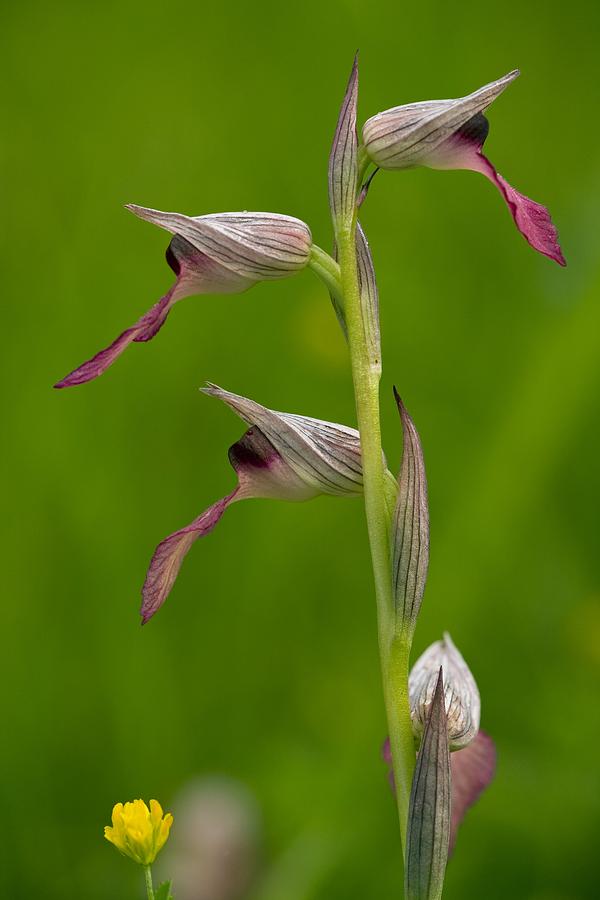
149,799,163,825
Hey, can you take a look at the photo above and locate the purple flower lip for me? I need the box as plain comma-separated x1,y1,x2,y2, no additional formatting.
425,120,566,266
54,207,313,389
362,70,565,266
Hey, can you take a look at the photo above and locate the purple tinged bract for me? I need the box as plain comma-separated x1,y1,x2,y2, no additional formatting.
382,729,496,854
54,208,312,388
392,391,429,635
362,70,565,265
405,668,451,900
329,53,359,228
327,56,382,369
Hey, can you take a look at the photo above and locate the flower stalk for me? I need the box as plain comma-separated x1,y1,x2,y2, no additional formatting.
144,865,155,900
336,216,415,847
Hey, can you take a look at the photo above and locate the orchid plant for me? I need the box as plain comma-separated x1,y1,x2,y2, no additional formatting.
57,58,564,898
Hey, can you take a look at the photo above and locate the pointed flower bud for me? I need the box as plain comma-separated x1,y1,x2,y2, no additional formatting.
141,385,391,623
409,633,480,750
55,208,312,388
362,70,565,265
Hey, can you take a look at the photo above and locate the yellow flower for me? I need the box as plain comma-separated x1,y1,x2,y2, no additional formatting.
104,799,173,866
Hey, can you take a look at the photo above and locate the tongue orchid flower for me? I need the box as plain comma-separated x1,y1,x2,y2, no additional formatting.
141,384,397,623
55,207,313,388
362,70,565,265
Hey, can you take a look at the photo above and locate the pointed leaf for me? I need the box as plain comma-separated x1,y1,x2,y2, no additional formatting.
405,669,451,900
328,54,359,228
391,391,429,634
356,222,381,372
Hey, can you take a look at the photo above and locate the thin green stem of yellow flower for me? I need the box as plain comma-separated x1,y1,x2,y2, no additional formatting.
337,214,415,855
144,864,155,900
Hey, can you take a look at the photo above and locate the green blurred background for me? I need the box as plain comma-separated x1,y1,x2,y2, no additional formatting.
2,0,599,897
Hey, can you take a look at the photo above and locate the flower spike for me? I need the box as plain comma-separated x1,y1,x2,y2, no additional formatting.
140,385,385,623
54,209,313,388
362,70,565,265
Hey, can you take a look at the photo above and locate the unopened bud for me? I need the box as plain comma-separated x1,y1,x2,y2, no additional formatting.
409,633,480,750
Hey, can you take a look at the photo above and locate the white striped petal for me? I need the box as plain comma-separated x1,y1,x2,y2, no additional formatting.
127,206,312,283
202,384,367,496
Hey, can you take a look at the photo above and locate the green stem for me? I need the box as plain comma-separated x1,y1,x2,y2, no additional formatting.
144,865,155,900
309,244,345,310
336,217,415,852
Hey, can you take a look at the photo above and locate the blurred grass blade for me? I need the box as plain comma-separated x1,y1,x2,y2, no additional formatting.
356,222,381,373
405,668,451,900
391,390,429,634
328,53,359,229
155,880,174,900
